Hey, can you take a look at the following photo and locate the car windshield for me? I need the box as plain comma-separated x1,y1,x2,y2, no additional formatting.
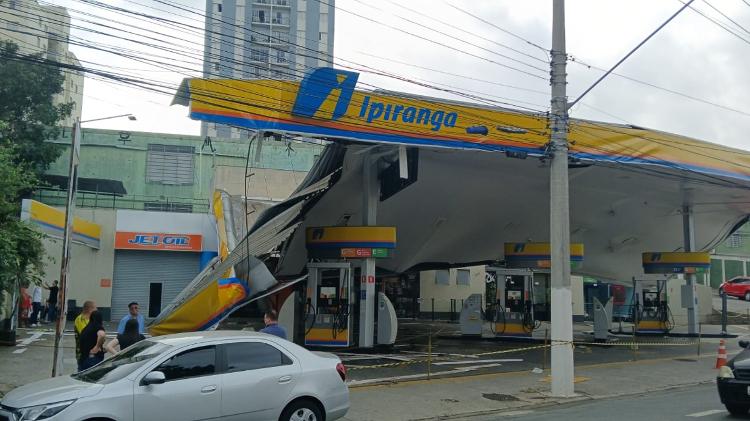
72,340,172,384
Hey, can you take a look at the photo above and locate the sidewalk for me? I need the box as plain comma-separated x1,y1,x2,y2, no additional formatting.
343,348,729,420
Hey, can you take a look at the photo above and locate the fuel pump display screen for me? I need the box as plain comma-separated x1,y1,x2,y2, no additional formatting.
319,287,337,299
506,290,522,300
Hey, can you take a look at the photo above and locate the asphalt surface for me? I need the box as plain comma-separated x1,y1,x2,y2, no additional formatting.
460,383,742,421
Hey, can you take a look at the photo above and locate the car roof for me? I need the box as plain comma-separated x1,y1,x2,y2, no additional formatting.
147,330,284,346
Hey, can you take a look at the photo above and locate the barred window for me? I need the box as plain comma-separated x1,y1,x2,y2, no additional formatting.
146,144,194,185
728,232,743,248
143,202,194,213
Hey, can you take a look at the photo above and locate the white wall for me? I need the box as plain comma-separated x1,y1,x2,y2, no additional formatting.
419,266,486,314
667,277,712,325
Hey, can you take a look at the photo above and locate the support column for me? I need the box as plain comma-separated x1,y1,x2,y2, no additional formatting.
683,205,699,335
359,155,378,348
549,0,575,397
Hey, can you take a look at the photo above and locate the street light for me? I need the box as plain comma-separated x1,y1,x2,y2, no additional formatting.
81,113,137,124
51,112,136,377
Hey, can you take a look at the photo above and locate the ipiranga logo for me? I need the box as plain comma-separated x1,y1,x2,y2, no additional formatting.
292,67,459,132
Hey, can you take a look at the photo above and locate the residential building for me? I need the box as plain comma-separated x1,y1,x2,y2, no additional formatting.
710,224,750,287
201,0,335,139
0,0,83,126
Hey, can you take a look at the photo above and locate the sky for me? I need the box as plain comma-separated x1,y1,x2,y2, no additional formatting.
41,0,750,150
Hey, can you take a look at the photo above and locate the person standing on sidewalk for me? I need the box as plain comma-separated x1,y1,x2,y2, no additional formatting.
260,310,287,340
43,281,59,322
78,310,106,371
74,301,96,371
117,302,145,334
29,285,42,327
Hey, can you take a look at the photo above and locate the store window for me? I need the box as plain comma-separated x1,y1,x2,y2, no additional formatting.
146,144,194,185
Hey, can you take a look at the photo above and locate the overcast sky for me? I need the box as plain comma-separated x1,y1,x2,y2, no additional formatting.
44,0,750,150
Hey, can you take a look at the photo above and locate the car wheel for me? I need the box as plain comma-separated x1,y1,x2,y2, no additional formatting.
719,287,725,296
725,404,749,416
280,399,322,421
745,292,750,301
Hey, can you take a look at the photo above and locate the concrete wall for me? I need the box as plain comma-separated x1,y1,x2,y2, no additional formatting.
213,165,309,200
40,208,116,319
419,266,485,319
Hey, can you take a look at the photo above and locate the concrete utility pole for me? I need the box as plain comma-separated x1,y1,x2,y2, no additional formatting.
52,118,81,377
549,0,575,397
683,205,699,335
359,154,378,348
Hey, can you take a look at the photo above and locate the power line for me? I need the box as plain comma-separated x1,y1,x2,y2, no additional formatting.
569,0,696,108
443,1,549,56
702,0,750,36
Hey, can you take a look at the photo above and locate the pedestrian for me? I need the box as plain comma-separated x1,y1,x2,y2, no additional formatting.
117,302,145,334
43,281,60,322
78,310,106,371
259,310,287,340
105,318,144,355
19,287,31,328
29,285,42,327
74,301,96,371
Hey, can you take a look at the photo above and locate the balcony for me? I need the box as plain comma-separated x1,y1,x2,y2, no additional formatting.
274,0,290,7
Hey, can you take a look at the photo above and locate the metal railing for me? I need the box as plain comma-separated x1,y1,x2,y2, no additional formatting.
33,188,210,213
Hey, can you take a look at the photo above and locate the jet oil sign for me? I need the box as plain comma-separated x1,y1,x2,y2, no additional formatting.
115,232,203,251
292,68,459,132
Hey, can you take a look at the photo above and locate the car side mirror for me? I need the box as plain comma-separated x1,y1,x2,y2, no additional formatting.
142,371,166,386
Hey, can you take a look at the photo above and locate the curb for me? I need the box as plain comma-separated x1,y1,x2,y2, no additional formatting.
405,379,716,421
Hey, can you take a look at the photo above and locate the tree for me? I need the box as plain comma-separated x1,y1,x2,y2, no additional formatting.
0,41,73,174
0,144,45,310
0,40,73,313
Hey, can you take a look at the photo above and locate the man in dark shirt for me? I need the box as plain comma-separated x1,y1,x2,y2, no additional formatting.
44,281,60,322
260,310,287,340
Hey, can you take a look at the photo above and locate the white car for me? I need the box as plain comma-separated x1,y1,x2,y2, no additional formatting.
0,331,349,421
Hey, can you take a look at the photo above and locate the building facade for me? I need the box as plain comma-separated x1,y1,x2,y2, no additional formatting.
0,0,83,126
710,225,750,288
201,0,335,139
32,128,324,320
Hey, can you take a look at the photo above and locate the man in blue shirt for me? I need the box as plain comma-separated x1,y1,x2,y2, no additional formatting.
117,302,145,334
260,310,287,340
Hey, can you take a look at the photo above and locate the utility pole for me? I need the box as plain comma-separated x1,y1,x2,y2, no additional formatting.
51,118,81,377
549,0,575,397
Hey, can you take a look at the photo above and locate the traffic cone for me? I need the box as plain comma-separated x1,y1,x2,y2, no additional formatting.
716,339,728,369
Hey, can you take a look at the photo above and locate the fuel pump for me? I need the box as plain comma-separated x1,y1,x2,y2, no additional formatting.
488,268,539,338
632,278,673,334
303,263,353,347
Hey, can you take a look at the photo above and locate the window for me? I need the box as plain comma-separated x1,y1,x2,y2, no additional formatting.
224,342,292,373
146,144,194,185
435,270,450,285
217,3,222,12
158,346,216,381
456,269,471,286
728,232,743,248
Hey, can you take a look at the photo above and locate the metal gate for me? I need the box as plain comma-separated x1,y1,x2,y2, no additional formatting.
111,251,201,322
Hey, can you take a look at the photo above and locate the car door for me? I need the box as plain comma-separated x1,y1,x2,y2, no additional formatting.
134,345,222,421
219,340,301,421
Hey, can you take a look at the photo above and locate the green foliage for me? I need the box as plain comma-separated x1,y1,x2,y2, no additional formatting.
0,41,73,174
0,40,73,308
0,146,45,305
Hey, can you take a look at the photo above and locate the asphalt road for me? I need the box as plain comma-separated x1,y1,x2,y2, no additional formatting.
715,294,750,318
462,383,744,421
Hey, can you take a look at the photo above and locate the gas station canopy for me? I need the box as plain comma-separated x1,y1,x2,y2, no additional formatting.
174,68,750,281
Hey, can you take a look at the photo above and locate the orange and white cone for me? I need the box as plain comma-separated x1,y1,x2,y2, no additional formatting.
716,339,728,369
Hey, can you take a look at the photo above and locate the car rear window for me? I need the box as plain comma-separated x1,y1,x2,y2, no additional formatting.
224,342,292,373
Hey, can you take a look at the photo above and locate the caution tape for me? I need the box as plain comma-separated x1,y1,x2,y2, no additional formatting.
346,339,700,371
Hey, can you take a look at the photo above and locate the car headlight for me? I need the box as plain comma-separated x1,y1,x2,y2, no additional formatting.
17,400,75,420
719,366,735,379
